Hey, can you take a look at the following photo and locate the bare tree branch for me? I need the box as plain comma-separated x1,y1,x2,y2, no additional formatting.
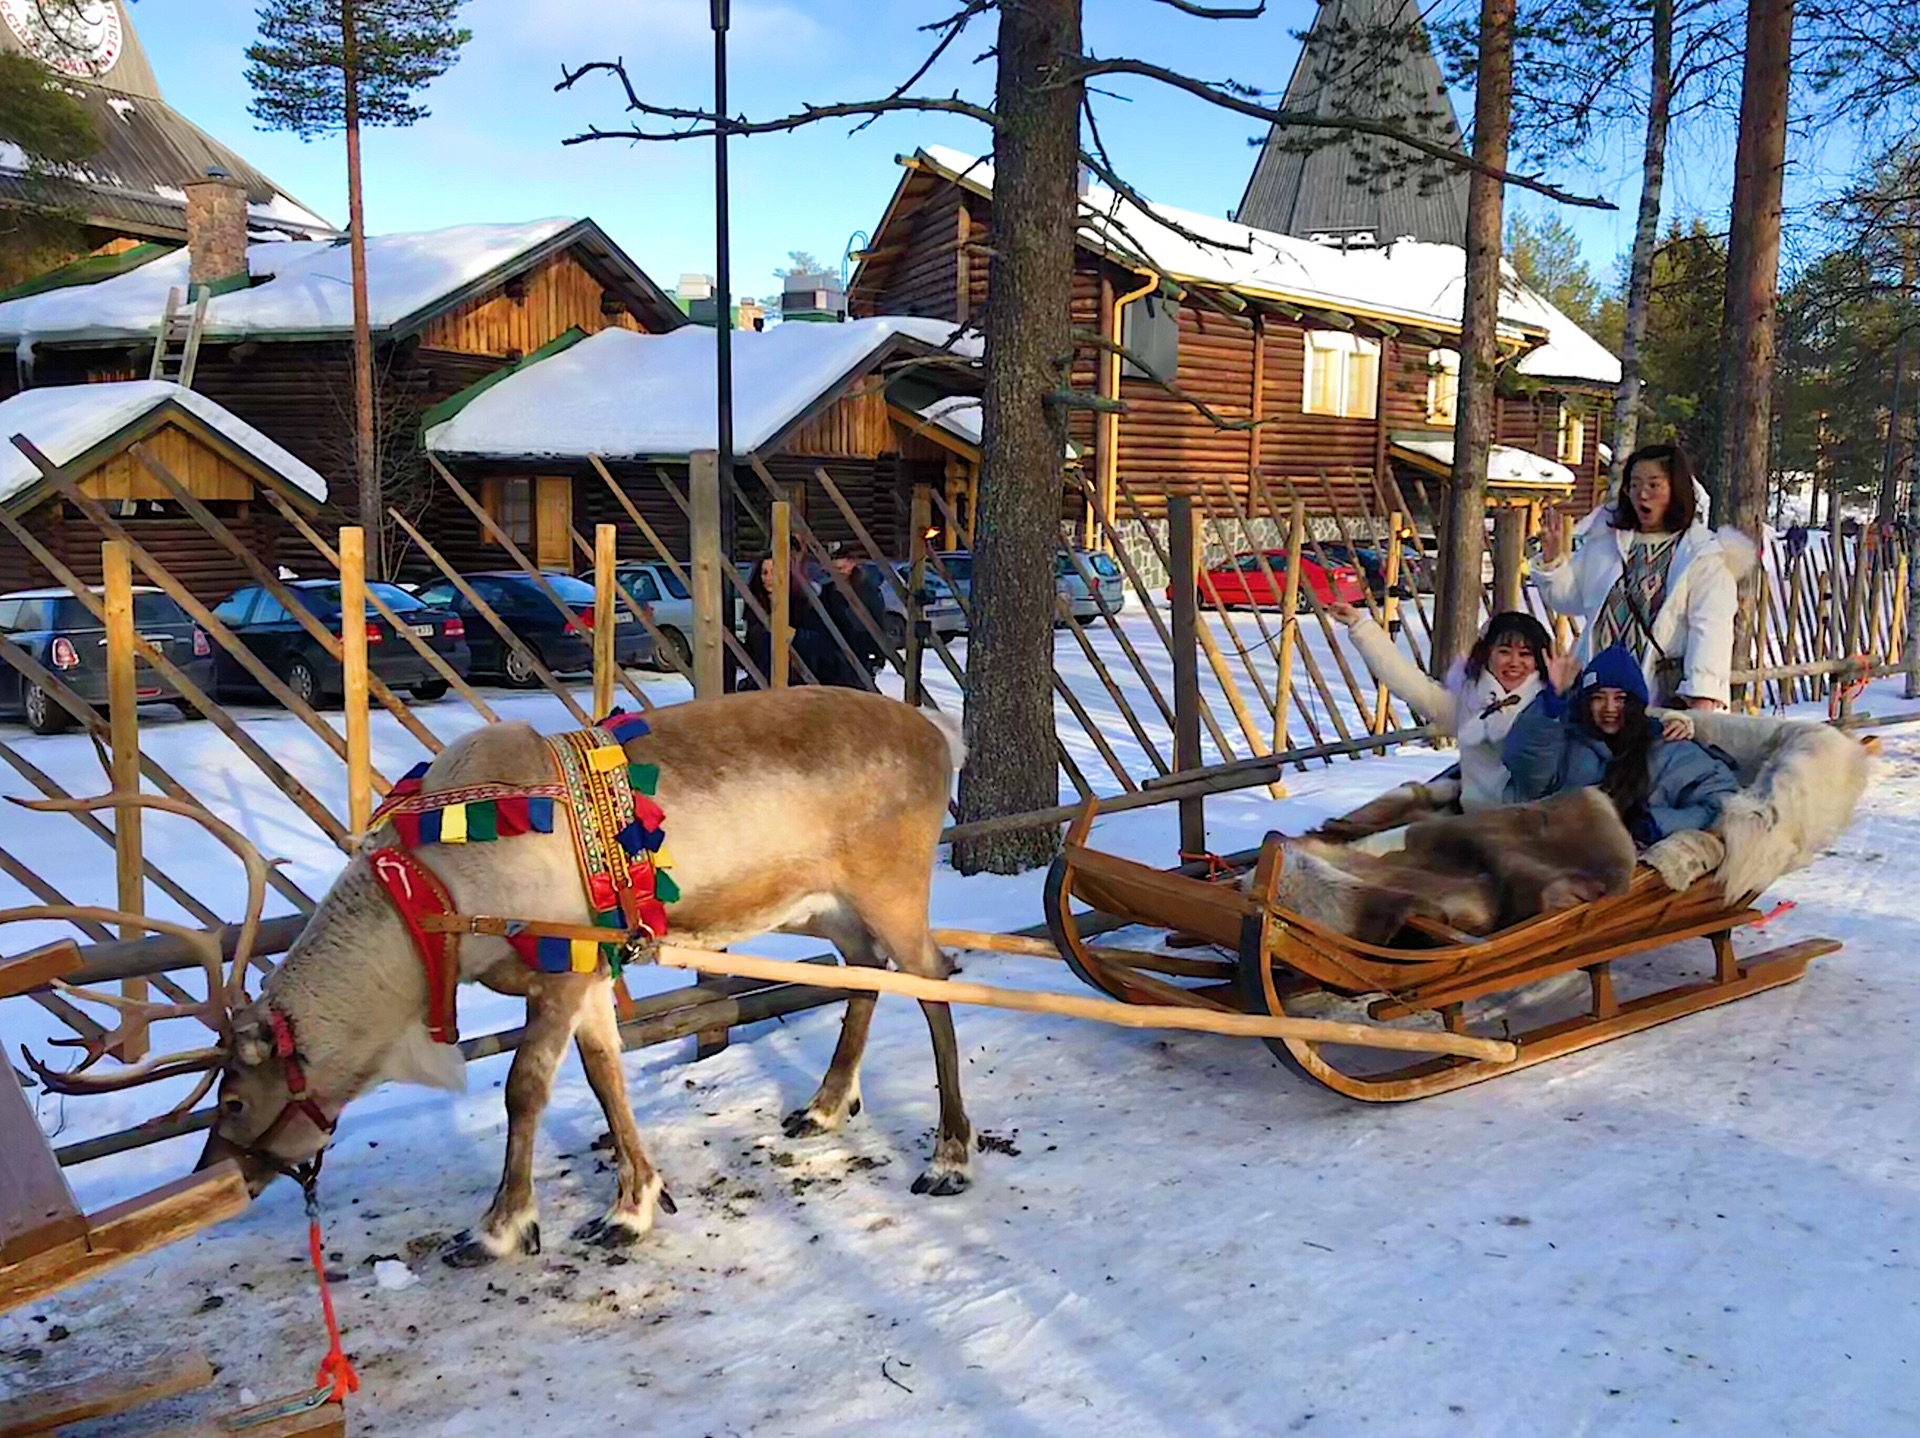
1147,0,1268,16
1066,55,1614,208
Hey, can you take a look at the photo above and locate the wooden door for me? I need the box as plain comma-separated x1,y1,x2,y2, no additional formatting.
535,476,572,569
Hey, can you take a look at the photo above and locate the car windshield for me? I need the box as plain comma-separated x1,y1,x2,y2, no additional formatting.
1088,553,1120,578
939,555,972,583
656,568,689,599
289,582,426,616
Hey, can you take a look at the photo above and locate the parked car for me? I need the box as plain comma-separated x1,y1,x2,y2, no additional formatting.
0,586,213,734
730,557,911,651
208,579,471,706
414,571,651,687
608,561,692,671
893,560,966,637
1056,547,1125,620
1171,550,1368,609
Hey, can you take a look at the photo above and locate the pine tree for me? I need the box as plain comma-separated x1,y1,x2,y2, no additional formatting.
0,49,99,287
245,0,471,578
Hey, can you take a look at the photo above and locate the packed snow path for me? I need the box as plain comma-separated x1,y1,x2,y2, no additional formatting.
4,721,1917,1435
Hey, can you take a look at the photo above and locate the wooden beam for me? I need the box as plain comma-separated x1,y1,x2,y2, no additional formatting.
101,538,146,1058
0,1164,249,1316
339,527,372,841
689,450,726,699
0,1352,214,1438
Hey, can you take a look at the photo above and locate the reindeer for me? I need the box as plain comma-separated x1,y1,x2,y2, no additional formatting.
26,688,973,1267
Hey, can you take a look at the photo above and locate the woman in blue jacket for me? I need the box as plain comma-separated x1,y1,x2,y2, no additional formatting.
1502,644,1742,848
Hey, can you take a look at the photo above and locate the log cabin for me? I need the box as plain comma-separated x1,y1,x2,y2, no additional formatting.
422,316,983,568
0,176,686,576
848,144,1618,578
0,380,324,599
0,0,334,293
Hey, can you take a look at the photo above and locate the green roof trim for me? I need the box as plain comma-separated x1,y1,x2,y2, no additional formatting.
190,270,253,300
420,325,591,431
0,242,176,302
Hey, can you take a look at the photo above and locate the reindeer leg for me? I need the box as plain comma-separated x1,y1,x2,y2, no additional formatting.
784,910,885,1139
444,974,588,1267
861,901,973,1197
570,979,672,1249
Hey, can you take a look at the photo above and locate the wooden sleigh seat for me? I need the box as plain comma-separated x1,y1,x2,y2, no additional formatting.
1043,803,1839,1101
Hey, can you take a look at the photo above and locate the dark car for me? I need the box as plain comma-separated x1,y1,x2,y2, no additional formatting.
208,580,471,706
0,586,214,734
415,571,652,687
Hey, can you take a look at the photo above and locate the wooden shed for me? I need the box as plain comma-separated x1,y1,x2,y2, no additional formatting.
422,317,980,568
0,381,325,599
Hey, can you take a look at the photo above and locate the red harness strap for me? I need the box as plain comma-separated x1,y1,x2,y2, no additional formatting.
268,1009,335,1137
369,846,463,1045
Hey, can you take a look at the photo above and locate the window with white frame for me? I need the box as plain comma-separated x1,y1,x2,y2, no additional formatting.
1557,405,1587,465
1426,348,1460,426
1302,331,1380,418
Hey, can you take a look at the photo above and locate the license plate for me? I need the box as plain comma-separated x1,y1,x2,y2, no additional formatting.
614,612,633,624
411,624,435,637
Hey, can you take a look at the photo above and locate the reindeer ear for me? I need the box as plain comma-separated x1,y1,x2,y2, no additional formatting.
231,1003,274,1068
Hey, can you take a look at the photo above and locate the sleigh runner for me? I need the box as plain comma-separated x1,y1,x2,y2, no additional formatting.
1043,707,1869,1101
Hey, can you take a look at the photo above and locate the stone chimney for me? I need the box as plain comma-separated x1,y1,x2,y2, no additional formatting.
183,167,250,291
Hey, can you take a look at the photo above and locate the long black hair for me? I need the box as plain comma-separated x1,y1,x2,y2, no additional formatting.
1465,610,1552,682
1613,443,1698,534
1588,690,1655,818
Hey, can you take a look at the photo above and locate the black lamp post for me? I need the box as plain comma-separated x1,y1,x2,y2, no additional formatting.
712,0,738,690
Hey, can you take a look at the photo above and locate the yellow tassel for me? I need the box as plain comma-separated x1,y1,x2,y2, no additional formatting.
440,803,468,843
651,842,671,871
589,745,628,772
570,938,600,972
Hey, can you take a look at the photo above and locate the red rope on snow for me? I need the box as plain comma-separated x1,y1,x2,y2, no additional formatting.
304,1187,360,1404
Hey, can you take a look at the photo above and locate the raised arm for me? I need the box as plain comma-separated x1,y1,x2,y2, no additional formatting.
1339,612,1457,733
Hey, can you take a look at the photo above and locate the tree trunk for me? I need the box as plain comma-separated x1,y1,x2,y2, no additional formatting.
1432,0,1514,675
1718,0,1794,695
951,0,1083,875
1609,0,1673,496
342,0,382,580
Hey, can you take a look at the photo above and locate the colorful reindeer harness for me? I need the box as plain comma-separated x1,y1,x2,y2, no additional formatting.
365,710,677,1044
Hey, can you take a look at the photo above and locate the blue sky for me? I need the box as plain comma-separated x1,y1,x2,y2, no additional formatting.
127,0,1753,301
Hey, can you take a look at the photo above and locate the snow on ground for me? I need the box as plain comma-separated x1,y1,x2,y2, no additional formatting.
3,618,1920,1435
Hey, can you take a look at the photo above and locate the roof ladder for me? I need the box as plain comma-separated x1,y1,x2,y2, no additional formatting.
149,285,209,388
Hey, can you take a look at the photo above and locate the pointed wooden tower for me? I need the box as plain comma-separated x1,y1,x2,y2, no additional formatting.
1236,0,1469,247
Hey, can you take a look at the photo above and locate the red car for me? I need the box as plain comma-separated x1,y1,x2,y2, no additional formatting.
1171,550,1367,609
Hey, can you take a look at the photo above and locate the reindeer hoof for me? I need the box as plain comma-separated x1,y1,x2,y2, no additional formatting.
910,1169,971,1198
659,1186,678,1215
573,1217,641,1250
441,1231,498,1268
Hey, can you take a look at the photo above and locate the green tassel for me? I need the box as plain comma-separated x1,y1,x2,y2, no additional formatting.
654,870,681,904
468,800,498,842
629,762,660,796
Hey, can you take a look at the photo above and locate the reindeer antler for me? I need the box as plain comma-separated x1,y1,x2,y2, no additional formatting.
3,790,280,1119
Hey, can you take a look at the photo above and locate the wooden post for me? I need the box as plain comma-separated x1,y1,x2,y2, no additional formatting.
770,500,792,689
1168,496,1205,857
1492,504,1525,613
690,449,725,700
906,485,932,707
593,523,617,719
101,540,145,1060
1373,513,1404,733
1271,500,1306,754
339,527,372,841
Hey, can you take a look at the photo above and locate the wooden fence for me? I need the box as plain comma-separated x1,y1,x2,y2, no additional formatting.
2,430,1914,1172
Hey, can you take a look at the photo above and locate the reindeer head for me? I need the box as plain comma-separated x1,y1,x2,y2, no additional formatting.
4,789,292,1196
196,996,338,1196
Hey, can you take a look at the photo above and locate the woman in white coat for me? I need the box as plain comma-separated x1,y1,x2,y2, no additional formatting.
1328,605,1554,811
1535,443,1755,711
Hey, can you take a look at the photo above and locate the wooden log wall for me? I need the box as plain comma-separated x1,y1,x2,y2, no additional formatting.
780,382,892,459
77,424,255,503
862,178,968,319
415,251,648,357
2,501,283,603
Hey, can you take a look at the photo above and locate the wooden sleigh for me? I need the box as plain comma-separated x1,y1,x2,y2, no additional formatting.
1044,801,1839,1102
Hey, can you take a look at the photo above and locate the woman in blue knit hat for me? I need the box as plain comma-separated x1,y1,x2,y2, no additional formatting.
1502,644,1741,848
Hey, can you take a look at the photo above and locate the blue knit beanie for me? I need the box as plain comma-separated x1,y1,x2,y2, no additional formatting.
1579,645,1650,706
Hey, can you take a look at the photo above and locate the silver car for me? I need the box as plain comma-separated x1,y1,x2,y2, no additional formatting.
1056,547,1125,620
610,562,694,671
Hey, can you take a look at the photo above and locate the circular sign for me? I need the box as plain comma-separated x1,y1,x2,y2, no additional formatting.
1,0,123,79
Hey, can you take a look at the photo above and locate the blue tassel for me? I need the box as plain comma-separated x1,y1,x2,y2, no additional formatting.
615,819,647,856
535,935,572,973
417,808,443,845
527,797,555,833
401,760,431,782
635,825,664,853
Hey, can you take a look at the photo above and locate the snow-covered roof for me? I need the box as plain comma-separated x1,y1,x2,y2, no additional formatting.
914,394,1081,459
903,146,1619,387
0,380,328,506
425,317,980,459
1391,435,1577,490
0,219,594,344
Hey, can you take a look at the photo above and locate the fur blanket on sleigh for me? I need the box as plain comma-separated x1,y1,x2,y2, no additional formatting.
1290,712,1871,936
